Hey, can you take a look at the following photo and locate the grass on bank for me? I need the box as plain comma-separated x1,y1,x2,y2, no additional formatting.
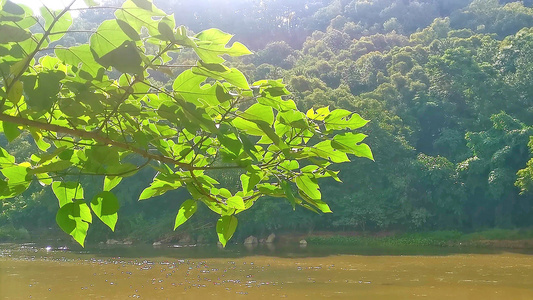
306,229,533,247
0,225,30,242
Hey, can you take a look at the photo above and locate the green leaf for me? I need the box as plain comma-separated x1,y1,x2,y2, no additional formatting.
0,146,15,167
98,41,143,74
306,140,350,163
216,215,238,247
192,62,250,89
307,107,330,121
2,121,20,142
281,180,297,209
22,70,65,111
279,110,308,128
1,164,29,184
231,117,264,136
58,98,87,117
29,160,71,174
104,176,122,191
324,109,369,131
300,194,332,213
240,103,274,125
56,44,102,77
139,178,182,200
240,173,260,194
115,0,166,37
6,80,22,104
35,173,52,186
295,175,321,201
40,7,72,42
172,70,220,106
194,28,252,64
91,191,119,231
90,19,139,61
332,132,374,160
227,196,245,210
1,1,25,16
157,15,176,41
52,181,84,207
0,24,30,43
174,199,197,230
219,133,242,156
4,3,35,29
257,96,296,112
56,201,92,247
86,145,120,166
313,199,332,213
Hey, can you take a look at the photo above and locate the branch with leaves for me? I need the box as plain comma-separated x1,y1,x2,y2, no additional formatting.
0,0,373,247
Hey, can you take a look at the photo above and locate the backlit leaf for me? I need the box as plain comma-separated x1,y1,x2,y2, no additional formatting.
91,191,119,231
0,24,30,42
56,201,92,247
227,196,245,210
174,199,197,230
332,133,374,160
52,181,84,207
2,121,20,142
104,176,122,191
295,175,321,201
194,28,252,64
216,215,238,247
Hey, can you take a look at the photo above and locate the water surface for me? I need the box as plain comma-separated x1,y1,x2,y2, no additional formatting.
1,243,533,299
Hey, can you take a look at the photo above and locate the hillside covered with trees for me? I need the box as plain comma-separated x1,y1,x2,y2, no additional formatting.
1,0,533,244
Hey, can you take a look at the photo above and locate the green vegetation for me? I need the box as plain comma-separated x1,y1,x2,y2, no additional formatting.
0,224,30,241
307,231,463,247
1,0,533,246
307,229,533,247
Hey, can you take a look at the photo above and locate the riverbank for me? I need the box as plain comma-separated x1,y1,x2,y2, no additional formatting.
301,229,533,249
3,223,533,250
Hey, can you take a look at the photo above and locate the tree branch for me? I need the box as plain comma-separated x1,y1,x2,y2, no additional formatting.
0,113,245,171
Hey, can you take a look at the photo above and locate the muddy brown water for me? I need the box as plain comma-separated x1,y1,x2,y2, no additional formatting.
1,243,533,299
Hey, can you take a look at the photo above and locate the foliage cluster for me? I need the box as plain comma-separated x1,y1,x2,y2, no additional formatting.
307,229,533,246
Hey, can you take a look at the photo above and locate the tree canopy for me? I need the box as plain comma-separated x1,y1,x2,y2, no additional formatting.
0,0,372,246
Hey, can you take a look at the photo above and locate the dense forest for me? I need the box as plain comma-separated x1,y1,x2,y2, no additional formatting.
1,0,533,244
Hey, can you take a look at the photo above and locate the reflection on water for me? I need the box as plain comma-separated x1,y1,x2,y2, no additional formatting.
1,243,533,299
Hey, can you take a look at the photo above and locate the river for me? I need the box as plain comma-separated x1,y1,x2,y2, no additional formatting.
1,243,533,299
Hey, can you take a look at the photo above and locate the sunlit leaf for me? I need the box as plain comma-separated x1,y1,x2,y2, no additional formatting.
324,109,368,131
174,199,197,230
56,201,92,247
40,7,72,42
332,133,374,160
104,176,122,191
56,44,102,77
1,164,29,184
216,215,238,247
194,28,252,64
91,191,119,231
52,181,84,208
295,175,321,201
227,196,245,210
6,80,22,104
